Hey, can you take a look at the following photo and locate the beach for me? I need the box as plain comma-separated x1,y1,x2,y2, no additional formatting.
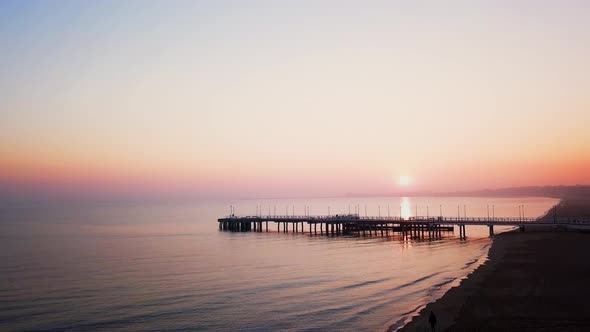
398,199,590,331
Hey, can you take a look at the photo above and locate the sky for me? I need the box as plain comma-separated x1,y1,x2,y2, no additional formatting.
1,1,589,199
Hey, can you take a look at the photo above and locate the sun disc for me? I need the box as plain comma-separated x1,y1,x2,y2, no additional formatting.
399,175,411,186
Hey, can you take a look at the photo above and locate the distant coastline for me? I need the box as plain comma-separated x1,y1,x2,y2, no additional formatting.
345,184,590,200
395,195,590,331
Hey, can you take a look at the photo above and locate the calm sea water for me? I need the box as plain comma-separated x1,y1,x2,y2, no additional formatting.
0,196,557,331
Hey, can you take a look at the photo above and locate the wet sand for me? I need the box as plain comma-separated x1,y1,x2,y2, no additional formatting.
398,199,590,331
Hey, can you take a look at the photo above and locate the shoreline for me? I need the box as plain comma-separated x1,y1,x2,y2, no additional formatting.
394,226,509,331
395,198,590,331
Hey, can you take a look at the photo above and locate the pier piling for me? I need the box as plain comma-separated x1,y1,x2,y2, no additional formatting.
218,214,588,240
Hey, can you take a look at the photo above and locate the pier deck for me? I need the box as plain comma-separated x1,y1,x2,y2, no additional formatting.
218,214,590,239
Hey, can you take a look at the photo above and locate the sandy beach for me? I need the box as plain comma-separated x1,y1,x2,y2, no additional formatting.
398,198,590,331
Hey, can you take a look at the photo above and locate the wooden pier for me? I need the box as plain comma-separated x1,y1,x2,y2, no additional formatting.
218,214,590,239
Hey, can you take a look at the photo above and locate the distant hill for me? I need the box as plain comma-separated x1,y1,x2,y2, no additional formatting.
345,185,590,199
448,185,590,199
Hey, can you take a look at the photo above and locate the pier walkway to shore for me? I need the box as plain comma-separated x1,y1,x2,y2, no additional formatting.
218,214,590,239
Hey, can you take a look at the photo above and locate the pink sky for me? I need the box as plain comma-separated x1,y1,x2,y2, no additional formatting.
1,2,589,199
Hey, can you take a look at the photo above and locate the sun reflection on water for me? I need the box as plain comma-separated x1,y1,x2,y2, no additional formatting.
401,197,412,220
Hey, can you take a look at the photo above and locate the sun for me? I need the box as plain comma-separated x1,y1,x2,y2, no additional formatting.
399,175,411,187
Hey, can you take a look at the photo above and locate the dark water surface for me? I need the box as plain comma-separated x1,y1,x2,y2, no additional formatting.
0,197,557,331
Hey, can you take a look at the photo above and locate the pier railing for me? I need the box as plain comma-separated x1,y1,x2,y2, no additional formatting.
218,214,590,238
220,214,590,224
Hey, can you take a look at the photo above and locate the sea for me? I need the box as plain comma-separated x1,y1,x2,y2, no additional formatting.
0,196,557,331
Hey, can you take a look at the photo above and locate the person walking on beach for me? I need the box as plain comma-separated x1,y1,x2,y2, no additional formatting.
428,311,437,332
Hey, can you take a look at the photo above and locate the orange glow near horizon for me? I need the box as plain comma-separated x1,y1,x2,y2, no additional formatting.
1,152,588,198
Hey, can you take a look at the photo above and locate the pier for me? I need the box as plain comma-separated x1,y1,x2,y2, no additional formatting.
218,214,590,239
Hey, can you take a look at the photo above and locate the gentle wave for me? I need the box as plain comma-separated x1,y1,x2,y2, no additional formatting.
0,197,557,331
